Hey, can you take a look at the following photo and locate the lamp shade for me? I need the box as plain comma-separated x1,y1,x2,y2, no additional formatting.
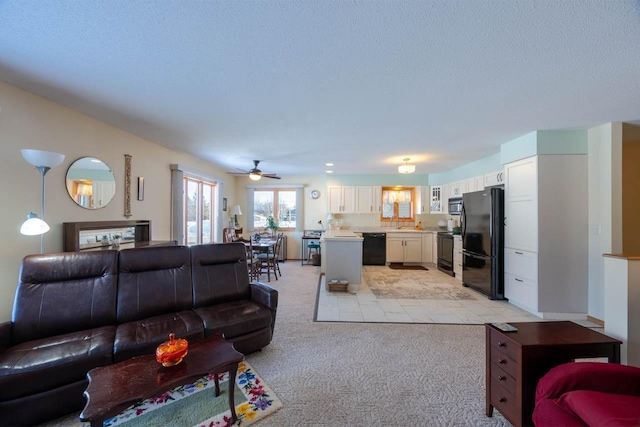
20,212,50,235
398,157,415,174
229,205,242,216
21,149,65,168
249,172,261,181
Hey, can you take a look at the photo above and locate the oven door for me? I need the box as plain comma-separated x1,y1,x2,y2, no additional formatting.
437,234,454,276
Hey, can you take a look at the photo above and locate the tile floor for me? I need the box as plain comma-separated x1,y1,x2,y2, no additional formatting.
315,265,603,330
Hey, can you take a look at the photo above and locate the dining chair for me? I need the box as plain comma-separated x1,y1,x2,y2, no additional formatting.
237,237,260,281
257,234,283,281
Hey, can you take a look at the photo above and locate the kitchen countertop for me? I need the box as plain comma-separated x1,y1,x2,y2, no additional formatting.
321,230,364,241
348,227,445,234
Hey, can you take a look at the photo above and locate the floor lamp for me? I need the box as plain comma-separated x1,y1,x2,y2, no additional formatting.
20,149,65,253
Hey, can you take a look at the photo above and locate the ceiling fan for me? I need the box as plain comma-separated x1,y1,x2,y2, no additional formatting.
227,160,281,180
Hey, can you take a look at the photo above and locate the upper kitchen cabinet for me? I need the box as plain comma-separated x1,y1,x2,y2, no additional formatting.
465,175,485,194
484,170,506,187
429,185,445,214
414,185,430,215
355,186,382,214
327,185,356,213
448,181,465,198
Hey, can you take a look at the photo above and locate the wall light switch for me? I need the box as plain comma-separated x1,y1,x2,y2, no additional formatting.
590,224,601,235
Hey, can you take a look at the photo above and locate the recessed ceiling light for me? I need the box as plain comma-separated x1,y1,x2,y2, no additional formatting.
326,170,333,174
325,163,334,166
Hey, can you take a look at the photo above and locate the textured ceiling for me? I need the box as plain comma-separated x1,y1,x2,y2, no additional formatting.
1,1,639,176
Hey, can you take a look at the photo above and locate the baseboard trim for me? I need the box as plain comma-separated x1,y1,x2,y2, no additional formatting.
587,316,604,327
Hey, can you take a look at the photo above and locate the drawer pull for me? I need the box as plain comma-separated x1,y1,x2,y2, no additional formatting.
515,278,523,282
497,341,505,347
498,375,506,381
498,358,506,364
515,251,523,255
498,397,506,403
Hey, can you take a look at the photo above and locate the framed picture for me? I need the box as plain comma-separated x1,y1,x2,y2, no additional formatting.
223,198,227,211
137,177,144,201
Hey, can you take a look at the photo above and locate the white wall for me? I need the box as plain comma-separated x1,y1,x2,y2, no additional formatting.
0,81,231,321
587,122,623,320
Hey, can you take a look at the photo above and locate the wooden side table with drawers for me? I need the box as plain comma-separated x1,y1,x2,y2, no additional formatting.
485,321,621,427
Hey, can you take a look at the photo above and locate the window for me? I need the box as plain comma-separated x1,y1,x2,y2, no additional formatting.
381,186,415,221
253,188,296,230
184,177,216,245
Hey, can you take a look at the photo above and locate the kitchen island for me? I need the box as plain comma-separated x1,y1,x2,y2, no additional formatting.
321,230,364,293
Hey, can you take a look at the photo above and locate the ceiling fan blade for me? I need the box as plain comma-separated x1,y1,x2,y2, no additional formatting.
227,172,249,175
262,175,281,179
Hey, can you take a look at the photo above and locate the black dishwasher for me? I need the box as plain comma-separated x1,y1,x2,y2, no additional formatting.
362,233,386,265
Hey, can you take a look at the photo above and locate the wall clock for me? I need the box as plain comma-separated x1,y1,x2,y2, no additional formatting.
310,189,320,199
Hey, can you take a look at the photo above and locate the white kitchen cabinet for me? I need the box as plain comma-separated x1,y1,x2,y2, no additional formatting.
453,235,463,281
327,185,356,213
92,181,116,208
484,170,505,188
505,157,538,252
421,232,434,263
356,186,374,213
504,154,588,317
386,233,422,263
415,185,432,214
372,186,382,213
429,185,445,214
432,233,438,264
448,181,464,198
474,175,485,192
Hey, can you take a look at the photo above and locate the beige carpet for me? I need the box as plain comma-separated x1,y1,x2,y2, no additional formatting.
364,265,477,300
40,262,509,427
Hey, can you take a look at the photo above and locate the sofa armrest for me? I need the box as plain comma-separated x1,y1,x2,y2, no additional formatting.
250,281,278,311
536,362,640,404
0,321,12,353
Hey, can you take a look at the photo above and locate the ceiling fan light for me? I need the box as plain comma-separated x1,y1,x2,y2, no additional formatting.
249,172,261,181
398,158,415,174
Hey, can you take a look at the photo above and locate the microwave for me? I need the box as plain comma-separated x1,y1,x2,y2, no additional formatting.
448,197,463,215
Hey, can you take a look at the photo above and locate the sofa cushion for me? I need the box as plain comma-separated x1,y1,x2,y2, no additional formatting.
190,243,251,307
13,251,118,344
113,310,204,362
194,300,272,339
117,246,192,323
0,326,115,401
533,398,588,427
557,390,640,427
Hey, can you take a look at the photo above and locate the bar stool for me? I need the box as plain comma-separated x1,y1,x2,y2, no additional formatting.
307,241,320,263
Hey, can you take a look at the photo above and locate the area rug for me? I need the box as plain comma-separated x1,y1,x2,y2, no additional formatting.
388,263,428,271
363,266,476,300
100,362,282,427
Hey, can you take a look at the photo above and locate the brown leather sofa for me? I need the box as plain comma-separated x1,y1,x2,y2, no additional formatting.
0,243,277,426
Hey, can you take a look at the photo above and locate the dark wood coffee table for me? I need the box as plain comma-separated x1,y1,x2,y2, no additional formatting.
486,321,621,427
80,334,244,427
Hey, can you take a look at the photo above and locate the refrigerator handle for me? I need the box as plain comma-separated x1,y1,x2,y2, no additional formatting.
461,205,466,238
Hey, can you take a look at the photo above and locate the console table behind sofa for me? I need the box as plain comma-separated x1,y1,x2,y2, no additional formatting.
63,220,175,252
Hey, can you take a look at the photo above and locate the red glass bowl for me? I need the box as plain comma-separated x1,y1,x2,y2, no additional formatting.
156,333,189,367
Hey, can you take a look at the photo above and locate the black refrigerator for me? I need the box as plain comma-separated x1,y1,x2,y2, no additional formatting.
461,188,505,300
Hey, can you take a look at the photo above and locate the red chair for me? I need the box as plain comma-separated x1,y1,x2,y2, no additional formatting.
533,362,640,426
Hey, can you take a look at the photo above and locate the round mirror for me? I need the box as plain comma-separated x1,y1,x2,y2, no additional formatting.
65,157,116,209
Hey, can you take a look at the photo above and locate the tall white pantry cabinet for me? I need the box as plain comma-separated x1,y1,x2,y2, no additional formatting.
504,155,588,317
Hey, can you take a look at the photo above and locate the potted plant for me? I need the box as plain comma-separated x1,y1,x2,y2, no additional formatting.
265,216,279,236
